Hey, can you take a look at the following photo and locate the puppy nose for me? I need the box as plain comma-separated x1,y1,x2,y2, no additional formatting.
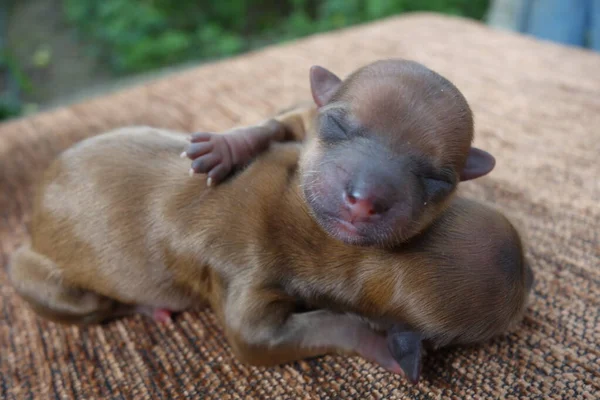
343,188,390,219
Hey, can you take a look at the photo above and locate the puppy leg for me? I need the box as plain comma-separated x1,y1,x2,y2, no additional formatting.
8,244,133,325
184,105,316,185
224,289,403,374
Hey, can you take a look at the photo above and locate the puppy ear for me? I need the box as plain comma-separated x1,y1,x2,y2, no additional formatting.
310,66,342,108
460,147,496,181
387,327,423,384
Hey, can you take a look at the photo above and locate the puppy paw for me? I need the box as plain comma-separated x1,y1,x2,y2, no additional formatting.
182,132,234,187
353,329,405,376
136,306,174,324
152,308,173,324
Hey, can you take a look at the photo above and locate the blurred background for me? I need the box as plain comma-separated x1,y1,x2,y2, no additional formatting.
1,0,598,122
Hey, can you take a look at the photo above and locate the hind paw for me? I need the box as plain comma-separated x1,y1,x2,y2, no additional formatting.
136,306,174,323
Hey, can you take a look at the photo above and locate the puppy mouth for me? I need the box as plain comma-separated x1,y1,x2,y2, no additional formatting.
333,218,359,235
321,210,404,247
322,214,373,244
304,189,381,245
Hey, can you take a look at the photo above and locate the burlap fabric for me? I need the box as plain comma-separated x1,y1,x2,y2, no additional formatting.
1,13,598,399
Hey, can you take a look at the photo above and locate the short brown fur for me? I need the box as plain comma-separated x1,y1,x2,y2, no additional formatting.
9,60,532,381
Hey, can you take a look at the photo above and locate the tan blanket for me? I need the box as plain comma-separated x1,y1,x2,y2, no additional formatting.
1,13,598,399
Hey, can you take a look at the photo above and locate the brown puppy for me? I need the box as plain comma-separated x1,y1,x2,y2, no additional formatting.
186,59,496,248
8,60,533,383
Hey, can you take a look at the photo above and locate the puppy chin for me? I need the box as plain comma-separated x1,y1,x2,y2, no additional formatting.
330,217,414,248
330,230,372,247
322,217,379,247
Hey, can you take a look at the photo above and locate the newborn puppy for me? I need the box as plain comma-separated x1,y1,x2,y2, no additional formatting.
8,131,532,383
186,59,496,247
8,60,533,383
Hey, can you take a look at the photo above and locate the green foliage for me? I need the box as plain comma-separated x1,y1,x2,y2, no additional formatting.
63,0,489,74
0,97,21,120
0,51,33,120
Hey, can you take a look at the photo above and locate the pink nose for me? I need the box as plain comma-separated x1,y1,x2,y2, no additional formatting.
344,191,377,219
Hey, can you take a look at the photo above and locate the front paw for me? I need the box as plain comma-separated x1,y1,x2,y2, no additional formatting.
182,132,234,187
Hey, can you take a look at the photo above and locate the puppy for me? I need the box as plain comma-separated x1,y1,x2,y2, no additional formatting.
187,59,496,247
9,60,533,383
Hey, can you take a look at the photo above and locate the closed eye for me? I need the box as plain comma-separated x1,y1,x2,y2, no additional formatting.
423,177,454,201
421,167,457,202
329,115,346,132
320,114,349,143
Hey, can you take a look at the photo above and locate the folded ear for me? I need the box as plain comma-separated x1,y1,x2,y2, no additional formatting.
310,66,342,108
387,326,423,384
460,147,496,181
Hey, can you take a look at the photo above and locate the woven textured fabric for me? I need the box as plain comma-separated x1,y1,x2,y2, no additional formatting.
1,13,599,399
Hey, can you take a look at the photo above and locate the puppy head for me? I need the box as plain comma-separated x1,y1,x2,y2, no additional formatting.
300,59,495,247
